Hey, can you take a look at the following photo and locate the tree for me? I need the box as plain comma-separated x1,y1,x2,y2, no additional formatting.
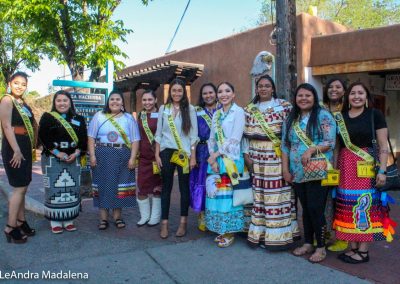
258,0,400,29
0,0,43,85
27,90,41,98
8,0,150,82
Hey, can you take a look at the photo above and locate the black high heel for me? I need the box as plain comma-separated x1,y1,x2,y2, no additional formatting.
4,225,27,244
17,219,36,236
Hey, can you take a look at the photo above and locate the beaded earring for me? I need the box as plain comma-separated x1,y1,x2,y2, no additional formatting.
365,100,368,108
6,86,11,94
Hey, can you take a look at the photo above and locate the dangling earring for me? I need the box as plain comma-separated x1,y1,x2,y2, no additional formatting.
6,86,11,94
121,106,125,112
348,103,351,109
365,100,368,108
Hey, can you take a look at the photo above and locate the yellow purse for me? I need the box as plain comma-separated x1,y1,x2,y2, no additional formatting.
152,161,161,175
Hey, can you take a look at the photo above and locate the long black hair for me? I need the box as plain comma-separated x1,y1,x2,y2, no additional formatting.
103,90,127,114
285,83,322,146
166,78,191,135
198,83,217,108
322,77,347,105
51,90,77,117
251,74,277,104
341,82,374,114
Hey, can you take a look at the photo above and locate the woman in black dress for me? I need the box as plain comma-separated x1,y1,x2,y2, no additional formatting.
39,90,87,233
1,72,36,244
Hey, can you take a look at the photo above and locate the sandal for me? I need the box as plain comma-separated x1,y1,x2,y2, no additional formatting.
342,251,369,264
115,219,126,229
309,248,327,263
98,220,109,230
217,235,235,248
214,234,224,243
292,244,314,256
17,219,36,236
176,222,187,237
4,225,27,244
338,248,358,260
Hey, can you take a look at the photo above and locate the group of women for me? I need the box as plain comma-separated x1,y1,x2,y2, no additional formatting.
1,72,396,265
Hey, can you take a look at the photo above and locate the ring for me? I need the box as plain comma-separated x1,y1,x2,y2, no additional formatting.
63,155,68,160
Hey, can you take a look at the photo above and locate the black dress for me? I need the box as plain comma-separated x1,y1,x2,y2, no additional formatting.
1,101,34,187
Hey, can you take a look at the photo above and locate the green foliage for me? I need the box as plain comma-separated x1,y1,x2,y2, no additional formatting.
27,90,41,98
0,0,43,85
258,0,400,29
6,0,149,82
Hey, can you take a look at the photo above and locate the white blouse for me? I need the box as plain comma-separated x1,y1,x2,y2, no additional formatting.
208,103,245,161
154,104,198,156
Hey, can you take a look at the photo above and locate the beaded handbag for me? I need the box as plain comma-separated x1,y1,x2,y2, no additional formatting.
303,150,328,182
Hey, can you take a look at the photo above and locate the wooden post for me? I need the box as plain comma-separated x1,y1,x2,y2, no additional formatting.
275,0,297,101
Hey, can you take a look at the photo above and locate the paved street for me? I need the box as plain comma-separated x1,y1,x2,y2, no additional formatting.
1,154,399,283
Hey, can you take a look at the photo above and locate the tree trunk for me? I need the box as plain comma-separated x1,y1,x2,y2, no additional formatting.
275,0,297,101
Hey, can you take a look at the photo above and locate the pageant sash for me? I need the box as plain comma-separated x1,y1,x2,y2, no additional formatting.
248,103,281,157
140,111,155,144
3,95,36,161
105,114,131,149
196,106,212,128
49,112,87,166
293,121,339,186
166,104,189,173
140,112,160,174
215,109,239,185
333,112,375,178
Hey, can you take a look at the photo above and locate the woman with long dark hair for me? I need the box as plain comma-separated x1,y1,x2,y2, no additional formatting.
39,90,87,233
205,82,246,248
88,90,140,230
334,82,394,264
322,78,349,252
155,78,198,239
136,90,162,227
1,72,36,243
244,75,299,250
281,83,336,262
190,83,218,231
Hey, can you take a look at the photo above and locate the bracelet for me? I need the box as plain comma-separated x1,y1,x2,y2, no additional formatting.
378,169,387,175
74,151,80,157
53,149,60,156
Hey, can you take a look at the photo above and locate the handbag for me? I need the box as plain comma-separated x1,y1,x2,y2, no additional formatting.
303,149,328,182
232,170,254,206
371,110,400,192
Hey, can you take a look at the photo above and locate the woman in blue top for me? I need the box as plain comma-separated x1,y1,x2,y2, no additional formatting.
281,83,336,263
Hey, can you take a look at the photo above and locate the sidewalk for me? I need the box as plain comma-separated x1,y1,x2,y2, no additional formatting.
1,154,399,283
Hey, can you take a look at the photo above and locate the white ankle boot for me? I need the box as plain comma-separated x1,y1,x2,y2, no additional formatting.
148,197,161,226
137,198,150,227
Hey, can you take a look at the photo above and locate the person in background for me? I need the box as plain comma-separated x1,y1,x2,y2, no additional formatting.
155,78,198,239
38,90,87,233
334,82,394,264
88,90,140,230
136,90,162,227
190,83,218,231
244,75,299,250
281,83,336,263
206,82,246,248
1,72,36,244
322,78,348,252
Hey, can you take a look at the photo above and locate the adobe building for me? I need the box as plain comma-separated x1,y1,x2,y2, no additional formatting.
115,13,399,160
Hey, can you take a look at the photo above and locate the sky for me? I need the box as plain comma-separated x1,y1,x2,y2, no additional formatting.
27,0,263,95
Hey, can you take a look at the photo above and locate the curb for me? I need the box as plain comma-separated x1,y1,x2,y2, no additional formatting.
0,179,45,216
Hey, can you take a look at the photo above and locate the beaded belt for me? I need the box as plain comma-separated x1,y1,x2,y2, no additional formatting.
198,140,208,144
96,142,127,149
